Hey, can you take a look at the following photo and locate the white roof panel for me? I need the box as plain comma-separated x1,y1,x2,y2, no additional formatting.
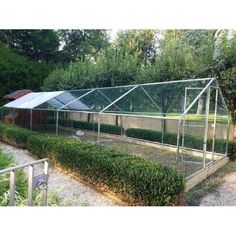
3,91,64,109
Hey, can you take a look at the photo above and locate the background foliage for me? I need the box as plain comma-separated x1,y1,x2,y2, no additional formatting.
0,29,236,122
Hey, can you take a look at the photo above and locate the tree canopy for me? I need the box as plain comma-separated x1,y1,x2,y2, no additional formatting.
0,29,236,123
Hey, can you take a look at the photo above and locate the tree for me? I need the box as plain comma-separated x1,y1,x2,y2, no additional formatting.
0,45,53,104
115,30,158,66
0,30,60,63
58,30,110,63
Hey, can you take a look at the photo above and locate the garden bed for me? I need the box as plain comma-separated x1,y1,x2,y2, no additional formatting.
43,126,211,177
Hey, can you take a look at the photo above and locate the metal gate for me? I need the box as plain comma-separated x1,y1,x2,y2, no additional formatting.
0,158,49,206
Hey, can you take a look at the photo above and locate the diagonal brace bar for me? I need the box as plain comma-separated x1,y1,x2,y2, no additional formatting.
97,89,122,112
99,85,139,114
58,89,96,111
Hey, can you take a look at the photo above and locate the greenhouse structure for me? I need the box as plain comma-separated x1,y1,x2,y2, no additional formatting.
1,78,231,182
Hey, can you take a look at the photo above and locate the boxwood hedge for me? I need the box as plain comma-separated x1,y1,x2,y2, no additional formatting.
48,117,123,135
26,134,185,205
0,123,185,206
126,128,228,155
0,123,36,147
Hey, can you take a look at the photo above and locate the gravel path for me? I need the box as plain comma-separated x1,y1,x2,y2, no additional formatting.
0,142,117,206
200,172,236,206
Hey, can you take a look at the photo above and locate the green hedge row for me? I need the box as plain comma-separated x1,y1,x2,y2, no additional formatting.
126,128,230,156
0,123,185,206
0,123,36,147
48,117,123,135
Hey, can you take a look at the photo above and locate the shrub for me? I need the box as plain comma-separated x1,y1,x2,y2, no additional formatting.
228,141,236,160
27,134,80,159
0,123,185,205
48,117,123,135
126,128,230,155
50,138,185,205
0,124,36,147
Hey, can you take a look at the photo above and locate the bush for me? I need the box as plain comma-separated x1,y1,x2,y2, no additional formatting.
27,134,80,159
228,141,236,160
126,128,229,155
48,117,123,135
0,124,36,147
0,123,185,206
50,138,185,205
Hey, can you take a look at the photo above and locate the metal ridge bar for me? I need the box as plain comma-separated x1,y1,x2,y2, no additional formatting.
46,78,214,94
0,158,48,175
58,89,96,111
180,78,215,118
99,85,139,114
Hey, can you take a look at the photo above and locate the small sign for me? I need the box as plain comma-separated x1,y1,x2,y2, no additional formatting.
32,173,49,189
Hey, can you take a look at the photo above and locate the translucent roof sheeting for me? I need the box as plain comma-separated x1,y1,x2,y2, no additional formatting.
3,78,228,117
3,91,64,109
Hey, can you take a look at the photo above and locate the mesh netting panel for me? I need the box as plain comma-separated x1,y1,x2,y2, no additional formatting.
104,79,213,115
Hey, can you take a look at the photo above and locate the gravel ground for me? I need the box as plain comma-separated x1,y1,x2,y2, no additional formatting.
0,142,117,206
200,172,236,206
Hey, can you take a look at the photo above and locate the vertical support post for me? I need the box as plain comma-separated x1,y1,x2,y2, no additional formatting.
176,119,183,161
97,114,101,144
42,160,49,206
56,110,59,135
30,109,33,131
181,87,188,162
203,87,211,169
120,115,123,136
211,88,218,162
93,115,95,133
28,165,34,206
9,170,16,206
161,118,164,146
225,114,231,156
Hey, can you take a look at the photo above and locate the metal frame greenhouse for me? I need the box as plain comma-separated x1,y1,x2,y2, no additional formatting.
1,78,231,181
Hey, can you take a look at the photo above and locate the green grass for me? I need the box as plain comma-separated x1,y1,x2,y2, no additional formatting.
184,160,236,206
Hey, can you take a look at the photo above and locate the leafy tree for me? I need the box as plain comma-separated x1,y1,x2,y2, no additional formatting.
58,30,110,63
0,30,60,63
115,30,158,66
137,30,197,83
0,45,54,104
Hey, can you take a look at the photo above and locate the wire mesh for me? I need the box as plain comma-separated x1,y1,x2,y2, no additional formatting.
1,78,230,178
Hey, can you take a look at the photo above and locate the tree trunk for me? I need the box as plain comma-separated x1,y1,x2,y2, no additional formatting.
233,125,236,139
196,96,203,115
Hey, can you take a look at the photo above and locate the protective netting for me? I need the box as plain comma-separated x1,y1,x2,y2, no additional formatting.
1,78,231,177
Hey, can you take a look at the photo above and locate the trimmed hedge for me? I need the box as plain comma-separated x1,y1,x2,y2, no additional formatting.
48,117,123,135
0,123,36,147
0,123,185,206
126,128,228,154
26,134,185,205
228,141,236,160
